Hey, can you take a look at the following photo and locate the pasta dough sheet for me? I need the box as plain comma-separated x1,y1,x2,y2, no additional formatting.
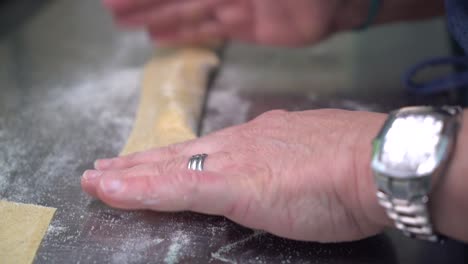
0,200,56,264
121,47,220,155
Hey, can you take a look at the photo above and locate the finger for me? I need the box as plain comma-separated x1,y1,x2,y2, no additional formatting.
250,0,291,45
147,26,181,45
94,131,225,171
215,1,250,27
150,24,200,45
93,156,249,215
115,0,214,29
149,19,224,46
85,152,243,200
103,0,168,16
95,119,253,171
197,19,224,39
81,170,103,198
99,149,238,172
213,1,252,42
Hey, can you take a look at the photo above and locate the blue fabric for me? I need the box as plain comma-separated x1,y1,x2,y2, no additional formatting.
446,0,468,54
404,56,468,94
404,0,468,95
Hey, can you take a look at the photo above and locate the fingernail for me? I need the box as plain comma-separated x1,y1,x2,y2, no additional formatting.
95,159,112,169
100,177,125,194
82,170,102,181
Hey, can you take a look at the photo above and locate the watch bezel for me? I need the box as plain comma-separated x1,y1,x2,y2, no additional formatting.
371,106,461,180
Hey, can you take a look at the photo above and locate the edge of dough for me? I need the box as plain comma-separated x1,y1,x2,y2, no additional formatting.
0,200,57,264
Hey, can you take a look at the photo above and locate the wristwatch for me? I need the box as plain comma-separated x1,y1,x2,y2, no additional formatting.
371,106,462,242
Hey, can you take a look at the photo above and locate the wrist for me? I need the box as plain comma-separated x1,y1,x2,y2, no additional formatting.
351,112,392,232
431,110,468,242
359,108,468,242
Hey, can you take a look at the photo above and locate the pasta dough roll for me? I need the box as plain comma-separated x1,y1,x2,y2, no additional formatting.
121,47,220,155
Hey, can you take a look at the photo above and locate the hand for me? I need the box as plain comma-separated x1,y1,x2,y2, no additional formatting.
102,0,354,47
81,109,389,242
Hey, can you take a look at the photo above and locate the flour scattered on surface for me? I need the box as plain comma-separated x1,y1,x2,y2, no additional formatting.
46,68,141,151
0,65,142,259
164,230,192,264
47,225,68,235
111,235,164,264
210,231,266,264
0,68,140,202
202,89,251,134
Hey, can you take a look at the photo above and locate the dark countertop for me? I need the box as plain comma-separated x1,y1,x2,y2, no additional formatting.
0,0,467,263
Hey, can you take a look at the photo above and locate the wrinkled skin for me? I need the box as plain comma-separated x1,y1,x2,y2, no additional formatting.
82,109,388,242
102,0,345,46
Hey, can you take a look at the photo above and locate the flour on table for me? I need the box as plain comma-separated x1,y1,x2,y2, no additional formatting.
164,230,192,264
111,235,164,264
201,89,251,135
210,230,266,264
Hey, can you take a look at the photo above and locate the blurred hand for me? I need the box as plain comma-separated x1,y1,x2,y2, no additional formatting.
82,109,389,242
102,0,348,46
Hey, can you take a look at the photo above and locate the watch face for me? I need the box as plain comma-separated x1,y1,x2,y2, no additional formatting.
376,114,444,178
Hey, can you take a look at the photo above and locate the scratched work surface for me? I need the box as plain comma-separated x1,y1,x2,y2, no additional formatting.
1,0,467,263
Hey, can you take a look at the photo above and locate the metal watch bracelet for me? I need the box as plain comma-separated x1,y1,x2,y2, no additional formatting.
377,190,438,242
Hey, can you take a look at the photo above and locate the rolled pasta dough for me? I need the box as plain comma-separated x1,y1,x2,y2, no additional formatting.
121,47,219,155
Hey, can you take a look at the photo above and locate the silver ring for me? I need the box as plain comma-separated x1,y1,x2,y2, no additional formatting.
187,154,208,171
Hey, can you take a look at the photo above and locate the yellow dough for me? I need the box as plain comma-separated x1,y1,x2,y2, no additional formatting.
121,47,220,155
0,200,56,264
